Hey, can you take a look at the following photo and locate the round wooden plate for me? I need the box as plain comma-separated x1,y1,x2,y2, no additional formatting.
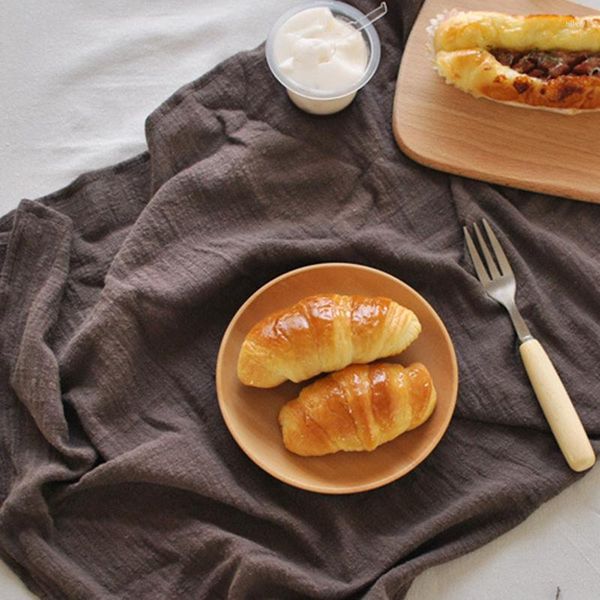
216,263,458,494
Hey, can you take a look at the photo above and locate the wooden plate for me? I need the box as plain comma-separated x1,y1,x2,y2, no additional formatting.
216,263,458,494
393,0,600,204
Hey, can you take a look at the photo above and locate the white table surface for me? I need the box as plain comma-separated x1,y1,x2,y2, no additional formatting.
1,1,599,598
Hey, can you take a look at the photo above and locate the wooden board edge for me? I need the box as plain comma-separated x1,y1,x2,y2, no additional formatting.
393,118,599,204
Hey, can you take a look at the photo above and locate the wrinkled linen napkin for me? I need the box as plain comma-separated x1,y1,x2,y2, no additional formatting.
1,1,599,598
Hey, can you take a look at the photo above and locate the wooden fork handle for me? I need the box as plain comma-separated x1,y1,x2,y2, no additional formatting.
520,339,596,472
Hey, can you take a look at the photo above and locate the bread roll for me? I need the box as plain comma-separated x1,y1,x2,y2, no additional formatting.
237,294,421,388
279,362,436,456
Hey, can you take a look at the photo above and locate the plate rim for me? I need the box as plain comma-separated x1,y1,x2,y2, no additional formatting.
216,262,459,494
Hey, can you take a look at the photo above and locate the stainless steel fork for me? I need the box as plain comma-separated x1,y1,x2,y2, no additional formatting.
463,219,595,472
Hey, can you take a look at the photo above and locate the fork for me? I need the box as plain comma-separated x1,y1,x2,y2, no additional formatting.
463,219,595,472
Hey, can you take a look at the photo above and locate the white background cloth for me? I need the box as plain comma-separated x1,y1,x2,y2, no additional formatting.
1,1,599,598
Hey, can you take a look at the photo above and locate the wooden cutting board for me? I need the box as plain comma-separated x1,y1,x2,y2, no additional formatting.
393,0,600,204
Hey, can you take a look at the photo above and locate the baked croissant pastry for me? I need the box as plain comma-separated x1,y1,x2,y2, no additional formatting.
237,294,421,388
432,11,600,113
279,362,436,456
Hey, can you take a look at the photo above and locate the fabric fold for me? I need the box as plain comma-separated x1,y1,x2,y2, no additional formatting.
1,201,73,449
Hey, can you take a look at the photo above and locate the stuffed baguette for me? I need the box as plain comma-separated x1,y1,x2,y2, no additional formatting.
432,11,600,112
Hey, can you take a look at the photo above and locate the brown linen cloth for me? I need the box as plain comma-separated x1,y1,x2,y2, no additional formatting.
1,1,599,598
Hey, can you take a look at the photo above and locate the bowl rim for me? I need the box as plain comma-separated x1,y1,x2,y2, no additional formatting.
216,262,459,494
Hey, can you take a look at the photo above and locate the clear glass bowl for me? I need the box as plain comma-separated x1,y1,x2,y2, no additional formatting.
265,1,382,115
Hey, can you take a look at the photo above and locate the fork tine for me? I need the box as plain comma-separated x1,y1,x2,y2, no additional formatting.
463,226,491,285
473,222,501,279
482,219,514,277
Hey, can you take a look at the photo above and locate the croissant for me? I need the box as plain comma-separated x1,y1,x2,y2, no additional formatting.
432,12,600,113
278,362,436,456
237,294,421,388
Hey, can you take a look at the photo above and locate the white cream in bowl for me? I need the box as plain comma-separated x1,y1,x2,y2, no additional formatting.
266,3,381,115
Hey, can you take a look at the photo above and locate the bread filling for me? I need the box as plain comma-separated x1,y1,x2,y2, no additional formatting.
491,48,600,79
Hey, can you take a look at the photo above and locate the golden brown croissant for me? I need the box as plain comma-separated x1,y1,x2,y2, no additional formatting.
432,12,600,113
237,294,421,388
278,362,436,456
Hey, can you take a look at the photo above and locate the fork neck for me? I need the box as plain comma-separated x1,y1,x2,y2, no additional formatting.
505,304,533,343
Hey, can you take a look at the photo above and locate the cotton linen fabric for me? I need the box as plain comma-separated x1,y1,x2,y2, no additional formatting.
1,1,599,598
